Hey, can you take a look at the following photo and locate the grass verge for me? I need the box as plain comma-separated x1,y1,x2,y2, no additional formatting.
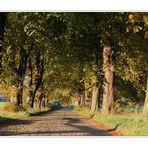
0,101,60,121
75,108,148,136
0,102,7,109
0,108,50,121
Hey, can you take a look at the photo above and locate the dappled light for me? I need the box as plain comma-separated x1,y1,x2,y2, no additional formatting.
0,12,148,136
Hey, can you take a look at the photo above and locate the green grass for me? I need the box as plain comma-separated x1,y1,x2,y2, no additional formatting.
0,101,60,121
0,112,29,120
0,101,60,122
75,108,148,136
0,108,50,121
0,102,7,109
0,101,60,123
27,108,51,117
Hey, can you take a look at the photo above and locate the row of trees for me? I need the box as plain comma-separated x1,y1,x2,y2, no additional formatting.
0,12,148,115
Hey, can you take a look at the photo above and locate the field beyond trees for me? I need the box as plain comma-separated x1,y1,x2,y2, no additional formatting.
0,12,148,136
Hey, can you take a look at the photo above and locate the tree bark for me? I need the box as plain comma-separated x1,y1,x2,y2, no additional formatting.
26,86,34,106
38,97,42,109
26,52,44,108
102,46,114,114
16,48,29,106
90,43,100,112
84,89,89,109
90,85,99,113
42,99,46,108
143,72,148,116
38,88,45,109
30,55,44,108
30,89,37,108
16,81,23,106
26,58,33,106
80,94,84,107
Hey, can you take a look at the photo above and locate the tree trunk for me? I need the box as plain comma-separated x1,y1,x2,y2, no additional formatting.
26,86,36,108
26,85,33,106
90,85,99,113
38,98,42,109
26,55,44,108
80,94,84,107
102,46,114,114
10,86,17,103
143,72,148,116
42,99,46,108
30,91,36,108
30,53,44,108
84,89,89,109
11,46,29,107
38,91,44,109
84,90,88,101
16,82,23,106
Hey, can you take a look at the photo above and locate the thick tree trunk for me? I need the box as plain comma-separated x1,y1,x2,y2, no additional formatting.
102,46,114,114
143,72,148,116
26,55,44,108
30,53,44,108
30,80,43,108
90,85,99,113
12,46,29,107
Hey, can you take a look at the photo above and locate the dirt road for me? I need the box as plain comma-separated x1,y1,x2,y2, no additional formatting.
0,109,114,136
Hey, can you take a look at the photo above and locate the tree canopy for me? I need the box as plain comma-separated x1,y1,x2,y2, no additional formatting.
0,12,148,115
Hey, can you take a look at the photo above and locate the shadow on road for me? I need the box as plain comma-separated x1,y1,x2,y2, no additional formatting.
63,117,113,136
0,110,121,136
0,117,33,128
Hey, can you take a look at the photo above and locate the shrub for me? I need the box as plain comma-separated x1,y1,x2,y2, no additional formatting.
68,104,75,110
113,98,143,114
46,101,61,110
3,103,27,112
